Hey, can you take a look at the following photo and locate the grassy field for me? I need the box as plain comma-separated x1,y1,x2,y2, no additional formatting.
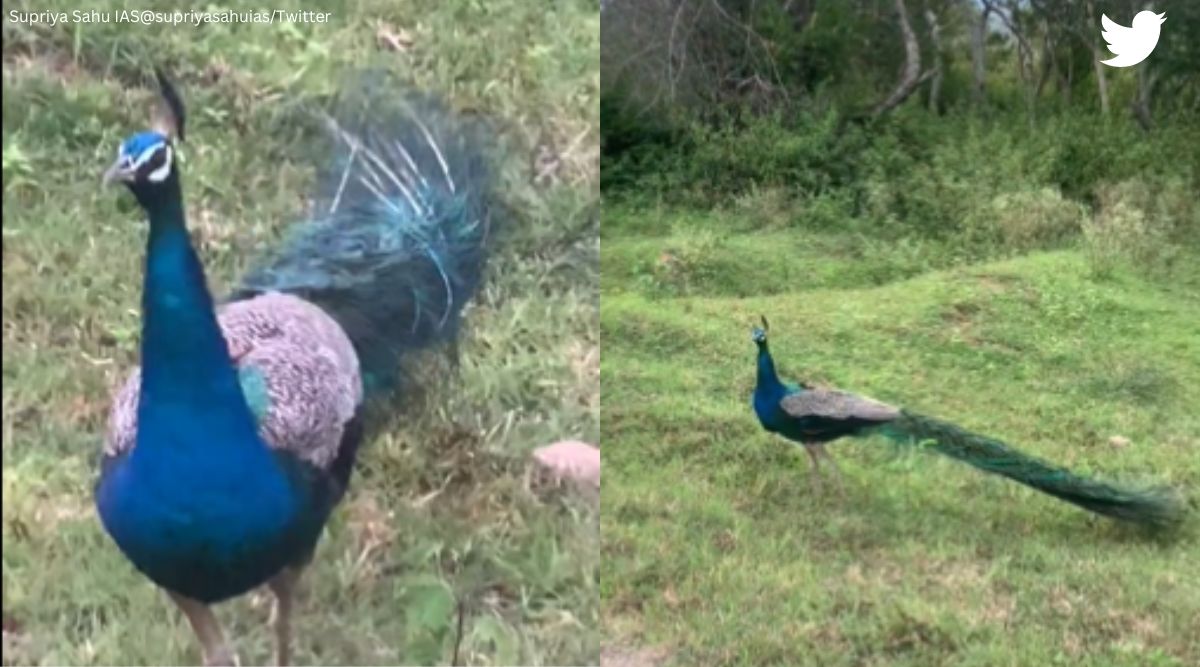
2,1,598,665
601,203,1199,666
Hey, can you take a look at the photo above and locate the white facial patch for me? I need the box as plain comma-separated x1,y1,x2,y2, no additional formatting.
123,143,173,183
145,146,173,183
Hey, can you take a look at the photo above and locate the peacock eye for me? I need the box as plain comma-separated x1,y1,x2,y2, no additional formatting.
146,148,165,168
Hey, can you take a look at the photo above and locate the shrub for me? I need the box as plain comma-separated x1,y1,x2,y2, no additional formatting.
1083,176,1200,278
646,227,725,296
965,187,1086,253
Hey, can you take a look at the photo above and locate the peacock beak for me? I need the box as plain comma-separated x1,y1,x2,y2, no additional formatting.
103,158,131,186
1157,12,1166,22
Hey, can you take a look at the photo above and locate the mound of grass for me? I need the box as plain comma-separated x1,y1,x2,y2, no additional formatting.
2,0,598,665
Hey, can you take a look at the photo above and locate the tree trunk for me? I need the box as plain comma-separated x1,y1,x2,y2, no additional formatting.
1035,28,1054,99
1132,66,1155,131
985,1,1036,120
783,0,815,32
971,4,989,107
1062,56,1073,106
926,8,943,113
873,0,924,117
1091,50,1110,114
1086,0,1110,114
1129,0,1153,130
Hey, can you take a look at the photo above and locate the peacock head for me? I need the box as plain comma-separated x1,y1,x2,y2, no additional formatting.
751,315,769,346
104,70,185,200
104,131,175,189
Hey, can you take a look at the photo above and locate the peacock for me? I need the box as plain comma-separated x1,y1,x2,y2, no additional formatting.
94,70,492,666
750,316,1184,528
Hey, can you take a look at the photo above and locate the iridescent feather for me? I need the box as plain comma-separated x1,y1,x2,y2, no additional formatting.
235,76,491,392
106,293,361,470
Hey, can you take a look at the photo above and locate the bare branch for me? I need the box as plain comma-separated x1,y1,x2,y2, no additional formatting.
873,0,923,117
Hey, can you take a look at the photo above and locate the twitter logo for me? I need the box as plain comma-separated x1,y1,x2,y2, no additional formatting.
1100,11,1166,68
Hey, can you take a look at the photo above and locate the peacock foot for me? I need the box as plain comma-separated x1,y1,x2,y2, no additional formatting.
167,591,239,667
268,566,302,667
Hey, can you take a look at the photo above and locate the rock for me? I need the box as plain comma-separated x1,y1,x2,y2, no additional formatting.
531,440,600,489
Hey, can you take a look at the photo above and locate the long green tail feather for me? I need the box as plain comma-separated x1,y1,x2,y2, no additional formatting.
877,411,1185,527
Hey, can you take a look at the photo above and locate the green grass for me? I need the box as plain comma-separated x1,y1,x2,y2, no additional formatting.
2,1,598,665
601,204,1200,666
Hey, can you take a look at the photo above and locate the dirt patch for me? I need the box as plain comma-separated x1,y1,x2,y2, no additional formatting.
2,51,86,84
601,644,672,667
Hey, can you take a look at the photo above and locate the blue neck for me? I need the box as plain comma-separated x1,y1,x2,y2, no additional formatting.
756,342,784,393
135,178,258,447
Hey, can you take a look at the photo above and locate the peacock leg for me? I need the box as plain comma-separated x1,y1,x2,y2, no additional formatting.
804,445,824,491
167,591,239,667
268,566,302,667
813,444,845,495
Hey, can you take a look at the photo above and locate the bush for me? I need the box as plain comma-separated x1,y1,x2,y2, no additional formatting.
601,99,1199,267
965,188,1086,253
685,110,851,197
1083,176,1200,278
638,227,726,297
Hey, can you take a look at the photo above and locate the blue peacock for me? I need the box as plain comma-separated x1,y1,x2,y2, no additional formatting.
94,70,492,666
750,316,1185,528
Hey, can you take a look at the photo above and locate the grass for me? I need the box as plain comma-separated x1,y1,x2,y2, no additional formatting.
601,203,1200,666
2,0,598,665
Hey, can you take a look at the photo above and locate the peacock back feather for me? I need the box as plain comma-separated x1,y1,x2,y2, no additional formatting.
236,75,493,394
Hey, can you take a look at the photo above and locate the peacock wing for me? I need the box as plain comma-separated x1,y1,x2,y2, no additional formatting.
105,367,141,459
103,293,362,471
779,387,900,422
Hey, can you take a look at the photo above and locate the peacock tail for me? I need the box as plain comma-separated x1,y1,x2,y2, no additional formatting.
234,74,492,394
877,412,1186,527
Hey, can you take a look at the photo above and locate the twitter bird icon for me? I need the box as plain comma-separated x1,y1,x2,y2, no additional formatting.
1100,11,1166,68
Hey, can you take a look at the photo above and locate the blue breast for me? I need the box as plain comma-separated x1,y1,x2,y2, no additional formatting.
96,418,328,603
752,383,790,433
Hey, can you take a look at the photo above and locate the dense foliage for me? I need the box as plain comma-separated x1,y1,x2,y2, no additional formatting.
602,0,1199,277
